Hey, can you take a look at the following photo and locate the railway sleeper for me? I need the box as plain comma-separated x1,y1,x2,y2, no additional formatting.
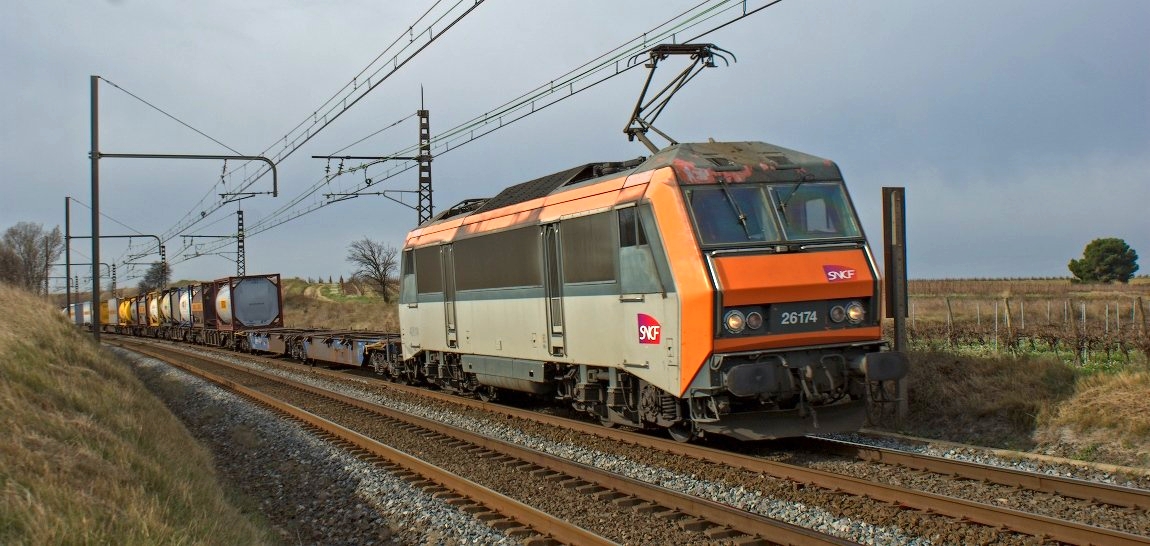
504,527,536,539
677,518,715,532
522,536,561,546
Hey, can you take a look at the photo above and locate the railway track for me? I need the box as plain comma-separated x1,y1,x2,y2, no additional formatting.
115,338,852,546
797,435,1150,510
115,337,1150,545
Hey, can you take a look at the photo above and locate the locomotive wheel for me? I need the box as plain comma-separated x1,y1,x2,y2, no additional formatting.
666,421,698,443
477,386,498,403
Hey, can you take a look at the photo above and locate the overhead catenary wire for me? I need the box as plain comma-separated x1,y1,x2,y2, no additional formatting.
234,1,744,238
181,0,786,253
155,0,488,247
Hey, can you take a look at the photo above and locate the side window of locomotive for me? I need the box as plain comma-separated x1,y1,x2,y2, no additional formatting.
618,207,661,294
561,212,616,284
414,246,443,294
400,249,417,304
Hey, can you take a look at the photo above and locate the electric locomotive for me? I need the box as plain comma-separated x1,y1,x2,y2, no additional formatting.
395,141,905,440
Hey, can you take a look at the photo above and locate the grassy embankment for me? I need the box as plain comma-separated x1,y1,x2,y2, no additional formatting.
0,283,273,545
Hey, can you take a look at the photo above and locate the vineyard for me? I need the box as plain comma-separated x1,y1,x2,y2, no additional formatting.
898,279,1150,367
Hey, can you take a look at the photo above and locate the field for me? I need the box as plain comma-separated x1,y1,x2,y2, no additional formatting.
902,278,1150,367
889,278,1150,465
280,277,399,331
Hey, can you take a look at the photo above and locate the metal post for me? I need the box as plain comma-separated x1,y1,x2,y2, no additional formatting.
111,264,116,296
65,197,71,312
882,187,908,421
90,75,101,340
236,209,245,277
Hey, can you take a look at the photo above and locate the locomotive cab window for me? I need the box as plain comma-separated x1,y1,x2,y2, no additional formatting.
400,249,417,304
618,206,662,294
685,186,779,245
771,182,862,241
685,181,863,246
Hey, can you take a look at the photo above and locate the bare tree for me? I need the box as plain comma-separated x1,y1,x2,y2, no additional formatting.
0,222,63,294
346,238,398,303
137,261,171,294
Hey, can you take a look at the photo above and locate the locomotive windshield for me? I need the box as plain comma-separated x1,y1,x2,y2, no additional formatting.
685,181,862,245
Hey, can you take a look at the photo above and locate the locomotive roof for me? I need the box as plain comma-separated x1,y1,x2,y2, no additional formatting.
643,141,837,174
426,141,840,226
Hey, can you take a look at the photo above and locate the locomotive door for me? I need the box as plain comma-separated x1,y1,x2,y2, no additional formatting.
543,224,566,356
442,244,458,348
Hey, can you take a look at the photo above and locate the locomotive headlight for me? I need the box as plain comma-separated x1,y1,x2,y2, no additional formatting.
745,311,764,330
829,305,847,323
846,301,866,324
723,310,746,333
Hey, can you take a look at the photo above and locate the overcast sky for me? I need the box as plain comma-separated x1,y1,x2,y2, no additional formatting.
3,0,1147,291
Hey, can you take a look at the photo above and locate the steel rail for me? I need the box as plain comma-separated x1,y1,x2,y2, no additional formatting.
802,436,1150,510
122,339,1150,546
118,341,613,546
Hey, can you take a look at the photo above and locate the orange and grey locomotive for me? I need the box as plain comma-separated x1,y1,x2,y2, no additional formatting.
393,140,907,441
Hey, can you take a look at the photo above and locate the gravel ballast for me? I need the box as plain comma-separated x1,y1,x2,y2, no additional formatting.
117,348,515,546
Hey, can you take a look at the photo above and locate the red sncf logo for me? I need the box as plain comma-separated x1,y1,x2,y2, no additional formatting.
637,314,661,344
823,265,857,282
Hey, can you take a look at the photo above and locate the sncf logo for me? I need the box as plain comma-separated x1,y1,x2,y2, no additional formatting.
823,265,857,282
638,314,662,344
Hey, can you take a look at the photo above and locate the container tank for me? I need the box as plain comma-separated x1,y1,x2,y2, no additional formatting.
119,299,133,325
103,298,117,326
213,274,283,330
174,287,190,326
147,293,161,327
159,291,173,324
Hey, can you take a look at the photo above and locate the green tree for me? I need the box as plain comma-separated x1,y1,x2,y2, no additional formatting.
1068,238,1139,283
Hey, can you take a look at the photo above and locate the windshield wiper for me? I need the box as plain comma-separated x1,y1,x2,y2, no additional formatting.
777,179,807,223
715,178,752,239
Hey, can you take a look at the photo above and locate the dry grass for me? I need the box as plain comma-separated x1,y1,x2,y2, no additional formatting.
1035,370,1150,466
893,350,1078,450
0,282,273,545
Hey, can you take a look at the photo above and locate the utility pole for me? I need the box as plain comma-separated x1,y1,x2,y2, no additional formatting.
90,75,101,339
64,197,72,311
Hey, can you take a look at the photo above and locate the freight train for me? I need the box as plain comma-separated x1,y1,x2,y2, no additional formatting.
69,140,906,442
